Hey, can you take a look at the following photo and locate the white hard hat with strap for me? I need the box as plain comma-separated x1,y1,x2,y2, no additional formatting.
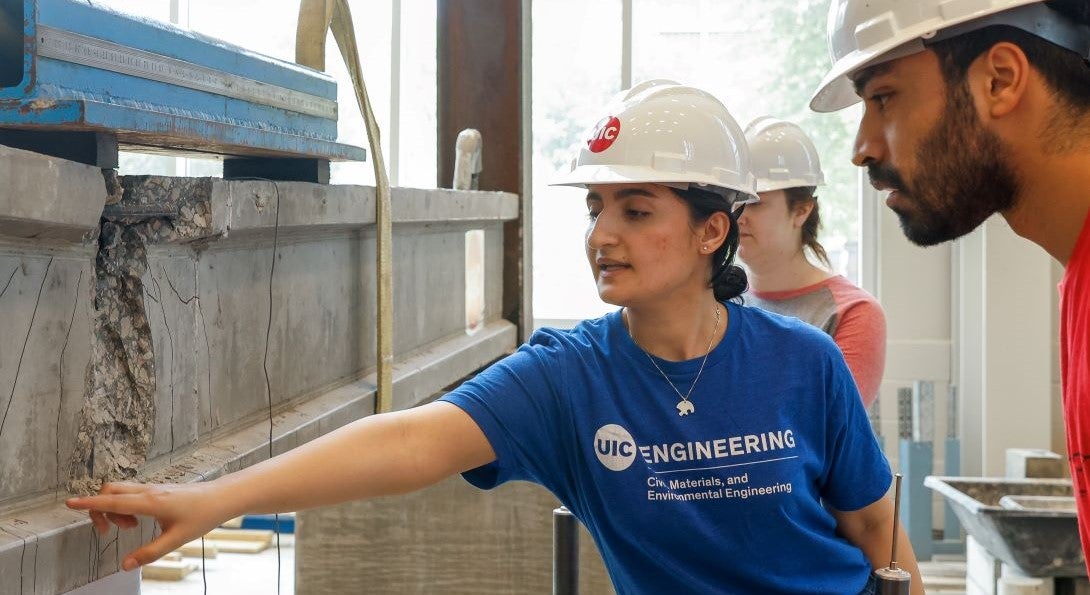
552,80,758,204
745,117,825,193
811,0,1090,113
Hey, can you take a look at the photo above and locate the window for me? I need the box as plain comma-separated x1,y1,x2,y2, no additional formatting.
532,0,864,327
97,0,435,187
531,0,623,324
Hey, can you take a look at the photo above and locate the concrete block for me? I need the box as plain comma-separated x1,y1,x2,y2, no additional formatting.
998,563,1054,595
998,579,1052,595
0,145,106,242
1006,449,1066,479
998,576,1054,595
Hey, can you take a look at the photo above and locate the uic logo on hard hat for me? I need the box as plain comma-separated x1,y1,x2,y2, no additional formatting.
588,116,621,153
594,424,636,471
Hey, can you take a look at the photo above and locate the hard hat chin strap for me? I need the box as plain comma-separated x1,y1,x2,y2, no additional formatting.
926,3,1090,61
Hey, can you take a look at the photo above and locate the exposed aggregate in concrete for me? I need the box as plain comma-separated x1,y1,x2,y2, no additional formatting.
67,177,215,495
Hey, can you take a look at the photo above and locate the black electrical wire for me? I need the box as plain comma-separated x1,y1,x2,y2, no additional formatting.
251,177,284,595
201,536,207,595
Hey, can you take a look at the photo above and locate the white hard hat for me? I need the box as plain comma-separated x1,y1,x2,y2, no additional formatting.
551,79,758,203
745,117,825,193
811,0,1090,113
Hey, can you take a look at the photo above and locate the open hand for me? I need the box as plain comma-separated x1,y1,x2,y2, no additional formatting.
66,481,227,571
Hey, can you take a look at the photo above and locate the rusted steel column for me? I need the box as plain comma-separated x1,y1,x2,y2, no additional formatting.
438,0,532,340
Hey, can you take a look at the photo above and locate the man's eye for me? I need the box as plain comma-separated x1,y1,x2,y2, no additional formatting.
587,211,600,221
868,92,892,109
626,210,649,220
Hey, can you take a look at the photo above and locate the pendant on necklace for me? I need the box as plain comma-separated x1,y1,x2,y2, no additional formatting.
676,400,695,416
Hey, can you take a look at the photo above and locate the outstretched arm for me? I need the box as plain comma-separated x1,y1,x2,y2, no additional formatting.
66,401,493,570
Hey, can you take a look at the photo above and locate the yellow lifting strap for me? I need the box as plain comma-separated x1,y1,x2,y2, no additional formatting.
296,0,394,414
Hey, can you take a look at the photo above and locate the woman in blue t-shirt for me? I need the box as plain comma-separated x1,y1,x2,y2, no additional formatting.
67,81,920,594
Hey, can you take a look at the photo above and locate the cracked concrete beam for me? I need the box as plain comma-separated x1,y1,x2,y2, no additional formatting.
1,165,519,593
0,255,93,506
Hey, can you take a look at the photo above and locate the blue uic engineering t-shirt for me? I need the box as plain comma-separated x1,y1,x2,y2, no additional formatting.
440,302,892,594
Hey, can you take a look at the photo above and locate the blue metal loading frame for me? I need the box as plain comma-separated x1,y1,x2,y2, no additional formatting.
0,0,365,181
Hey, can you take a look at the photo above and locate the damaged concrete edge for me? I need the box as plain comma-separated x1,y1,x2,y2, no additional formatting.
66,176,223,497
0,146,107,239
64,176,518,501
0,320,516,593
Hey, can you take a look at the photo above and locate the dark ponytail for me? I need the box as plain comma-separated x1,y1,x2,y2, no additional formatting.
672,186,748,303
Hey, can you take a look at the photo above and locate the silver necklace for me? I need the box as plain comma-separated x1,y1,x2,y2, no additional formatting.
628,305,721,417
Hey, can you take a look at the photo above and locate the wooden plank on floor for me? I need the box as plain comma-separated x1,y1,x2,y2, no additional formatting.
142,560,198,581
204,528,273,543
204,539,270,554
177,540,219,558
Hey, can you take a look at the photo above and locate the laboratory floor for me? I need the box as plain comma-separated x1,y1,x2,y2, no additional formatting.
140,534,295,595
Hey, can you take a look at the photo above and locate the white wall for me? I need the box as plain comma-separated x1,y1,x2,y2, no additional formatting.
866,187,954,473
957,216,1054,476
869,178,1058,479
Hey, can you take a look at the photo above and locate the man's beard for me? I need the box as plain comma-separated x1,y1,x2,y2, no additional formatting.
868,81,1020,246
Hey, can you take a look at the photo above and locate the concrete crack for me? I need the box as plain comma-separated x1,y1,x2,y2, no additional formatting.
98,534,118,562
162,265,198,304
57,270,84,488
0,257,53,441
1,527,27,595
195,268,214,430
149,274,176,452
86,527,92,582
0,266,17,300
32,536,38,593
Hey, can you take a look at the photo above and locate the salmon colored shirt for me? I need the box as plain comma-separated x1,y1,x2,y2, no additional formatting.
1060,208,1090,568
747,276,886,407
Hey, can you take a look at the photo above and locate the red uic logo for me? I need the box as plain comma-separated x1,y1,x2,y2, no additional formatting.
587,116,621,153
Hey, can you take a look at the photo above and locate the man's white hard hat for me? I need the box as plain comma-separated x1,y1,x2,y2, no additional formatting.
811,0,1090,113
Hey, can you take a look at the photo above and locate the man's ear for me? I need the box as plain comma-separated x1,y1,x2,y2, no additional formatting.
971,41,1030,119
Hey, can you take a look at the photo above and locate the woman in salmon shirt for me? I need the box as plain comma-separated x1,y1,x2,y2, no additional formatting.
739,117,886,408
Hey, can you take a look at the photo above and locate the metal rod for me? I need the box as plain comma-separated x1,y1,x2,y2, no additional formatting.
890,473,903,570
553,506,579,595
